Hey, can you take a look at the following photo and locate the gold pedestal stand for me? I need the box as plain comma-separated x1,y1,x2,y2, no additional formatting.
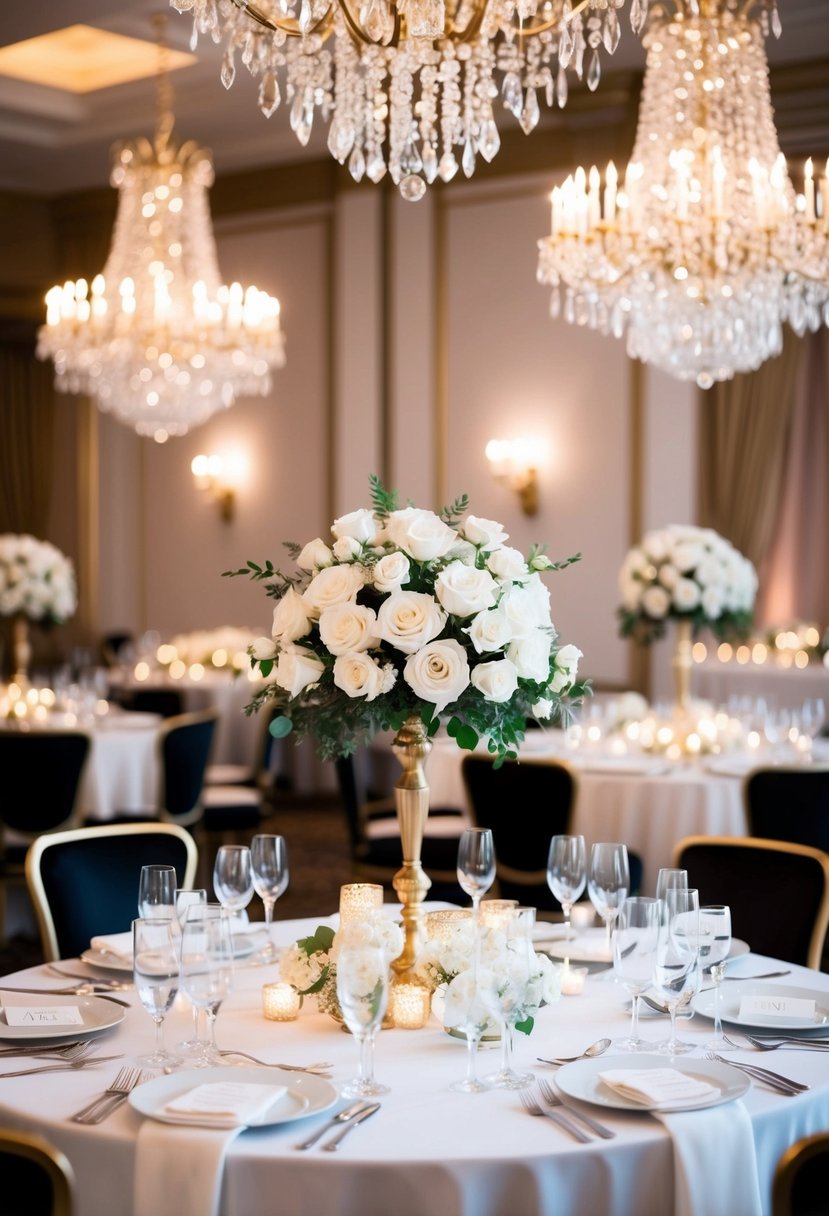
390,714,433,981
11,616,31,686
672,618,693,715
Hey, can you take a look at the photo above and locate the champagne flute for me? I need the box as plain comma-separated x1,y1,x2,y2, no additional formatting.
179,903,235,1066
481,907,536,1090
137,864,177,921
250,834,289,959
336,940,390,1098
546,834,586,940
652,887,700,1057
174,887,208,1055
456,829,495,919
654,868,688,906
613,896,660,1052
444,967,493,1094
700,905,733,1051
133,917,182,1070
587,842,630,959
213,844,254,948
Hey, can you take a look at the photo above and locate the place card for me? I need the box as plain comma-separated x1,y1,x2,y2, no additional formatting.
4,1005,84,1027
739,995,816,1021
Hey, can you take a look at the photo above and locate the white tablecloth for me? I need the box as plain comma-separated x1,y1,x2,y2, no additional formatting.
1,914,827,1216
693,658,829,714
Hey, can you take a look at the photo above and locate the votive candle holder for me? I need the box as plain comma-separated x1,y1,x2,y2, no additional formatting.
339,883,384,926
389,982,431,1029
262,982,301,1021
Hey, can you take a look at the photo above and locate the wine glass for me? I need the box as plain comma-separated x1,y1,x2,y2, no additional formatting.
456,829,495,920
652,887,700,1057
335,940,391,1098
481,906,536,1090
700,904,733,1051
444,966,494,1094
133,917,182,1070
800,698,826,753
587,842,630,959
213,845,254,943
250,834,289,959
546,834,586,940
613,896,661,1052
174,888,207,1055
179,903,235,1066
137,864,177,921
654,867,688,906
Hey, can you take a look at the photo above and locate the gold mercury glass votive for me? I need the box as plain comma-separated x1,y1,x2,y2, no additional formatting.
338,883,384,927
388,982,432,1029
423,908,473,945
262,982,301,1021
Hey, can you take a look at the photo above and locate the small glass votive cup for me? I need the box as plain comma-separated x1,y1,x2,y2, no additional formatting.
479,899,519,928
339,883,384,927
388,982,432,1029
262,982,301,1021
570,903,596,932
558,963,589,996
423,908,473,946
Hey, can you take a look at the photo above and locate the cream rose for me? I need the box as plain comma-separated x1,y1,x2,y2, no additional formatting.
332,508,378,544
403,638,470,712
384,508,457,562
434,561,498,618
487,546,529,582
672,577,702,611
274,646,325,698
296,537,334,572
250,635,277,660
332,652,389,701
376,590,446,654
458,515,508,551
465,608,512,654
372,551,411,594
642,585,671,618
501,577,552,636
332,536,362,562
507,630,552,682
470,658,519,703
319,602,380,655
302,563,365,619
271,587,312,644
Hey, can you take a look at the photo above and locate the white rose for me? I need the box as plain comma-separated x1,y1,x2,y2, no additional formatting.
377,590,446,654
672,577,702,611
458,515,508,551
302,564,365,619
465,608,512,654
641,585,671,618
372,552,411,594
470,658,519,703
403,638,470,712
671,541,704,574
445,539,478,566
701,586,724,619
331,508,378,544
274,646,326,698
332,652,389,701
296,537,334,572
332,536,362,562
501,578,552,637
556,643,583,677
642,531,670,563
695,555,724,588
487,547,529,582
435,561,498,618
250,635,277,660
319,602,380,655
658,562,680,590
271,587,312,643
507,630,552,682
532,697,553,719
620,576,643,612
384,508,457,562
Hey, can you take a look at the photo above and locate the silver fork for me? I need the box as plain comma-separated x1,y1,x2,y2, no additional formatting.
742,1034,829,1052
217,1050,333,1074
0,1054,124,1079
70,1066,149,1124
537,1079,616,1138
0,1040,92,1060
704,1051,809,1095
518,1089,590,1142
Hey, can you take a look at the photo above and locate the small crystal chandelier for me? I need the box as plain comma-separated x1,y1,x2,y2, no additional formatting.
536,0,829,387
36,17,286,443
171,0,649,201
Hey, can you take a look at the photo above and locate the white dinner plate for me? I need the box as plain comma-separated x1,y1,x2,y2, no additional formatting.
0,992,125,1041
129,1066,338,1128
541,929,613,964
555,1053,750,1113
81,928,270,972
693,983,829,1032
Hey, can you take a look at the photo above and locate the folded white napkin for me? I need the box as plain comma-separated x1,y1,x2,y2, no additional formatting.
598,1068,718,1107
89,931,134,965
656,1101,763,1216
162,1081,287,1129
134,1121,241,1216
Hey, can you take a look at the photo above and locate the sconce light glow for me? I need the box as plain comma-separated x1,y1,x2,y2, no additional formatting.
191,449,249,523
485,436,547,517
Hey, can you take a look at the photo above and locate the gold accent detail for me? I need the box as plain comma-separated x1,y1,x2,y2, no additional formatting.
390,714,433,979
672,618,694,714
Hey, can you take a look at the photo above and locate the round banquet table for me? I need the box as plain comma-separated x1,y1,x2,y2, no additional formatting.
1,911,828,1216
692,658,829,714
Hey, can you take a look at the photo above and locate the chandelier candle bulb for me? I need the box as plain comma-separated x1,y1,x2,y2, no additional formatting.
389,983,432,1029
262,982,301,1021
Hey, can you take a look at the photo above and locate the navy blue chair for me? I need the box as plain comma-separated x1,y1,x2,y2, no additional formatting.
744,765,829,852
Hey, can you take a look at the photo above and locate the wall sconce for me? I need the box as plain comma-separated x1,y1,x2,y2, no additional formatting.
485,437,544,516
190,451,248,523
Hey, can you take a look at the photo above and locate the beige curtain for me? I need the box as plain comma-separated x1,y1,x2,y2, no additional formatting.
0,331,56,535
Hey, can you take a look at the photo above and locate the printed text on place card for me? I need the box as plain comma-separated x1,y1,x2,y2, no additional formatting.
738,996,815,1020
4,1005,84,1026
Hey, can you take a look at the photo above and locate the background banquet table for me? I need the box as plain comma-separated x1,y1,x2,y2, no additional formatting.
692,658,829,714
1,911,828,1216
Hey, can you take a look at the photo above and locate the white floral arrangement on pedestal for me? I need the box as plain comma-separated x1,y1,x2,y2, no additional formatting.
617,524,757,646
226,476,588,762
0,534,77,624
279,915,404,1020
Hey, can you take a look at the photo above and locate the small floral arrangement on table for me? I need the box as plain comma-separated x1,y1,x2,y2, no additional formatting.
0,534,77,624
279,915,404,1021
617,524,757,645
224,475,589,762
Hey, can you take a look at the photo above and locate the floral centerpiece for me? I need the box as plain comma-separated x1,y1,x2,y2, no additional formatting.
0,534,77,625
279,915,404,1022
226,475,588,762
617,524,757,646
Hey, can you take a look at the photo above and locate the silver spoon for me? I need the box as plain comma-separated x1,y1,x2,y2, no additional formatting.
537,1037,612,1066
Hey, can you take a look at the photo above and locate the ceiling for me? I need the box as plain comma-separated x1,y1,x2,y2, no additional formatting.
0,0,827,197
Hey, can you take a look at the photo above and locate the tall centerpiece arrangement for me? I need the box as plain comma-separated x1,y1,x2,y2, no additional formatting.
0,534,78,684
617,524,757,713
227,476,588,979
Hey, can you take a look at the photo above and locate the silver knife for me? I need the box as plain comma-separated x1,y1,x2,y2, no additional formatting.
294,1101,373,1150
322,1103,381,1151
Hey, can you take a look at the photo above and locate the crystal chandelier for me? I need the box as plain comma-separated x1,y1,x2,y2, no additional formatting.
536,0,829,387
171,0,649,200
36,20,285,443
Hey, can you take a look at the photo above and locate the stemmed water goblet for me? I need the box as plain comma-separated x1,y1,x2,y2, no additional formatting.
250,834,289,959
444,967,494,1094
174,887,207,1055
336,939,391,1099
138,864,177,921
652,887,700,1056
700,904,733,1051
179,903,235,1066
133,917,182,1070
213,844,254,946
481,906,536,1090
456,829,496,922
546,834,586,941
587,842,630,961
612,896,661,1052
